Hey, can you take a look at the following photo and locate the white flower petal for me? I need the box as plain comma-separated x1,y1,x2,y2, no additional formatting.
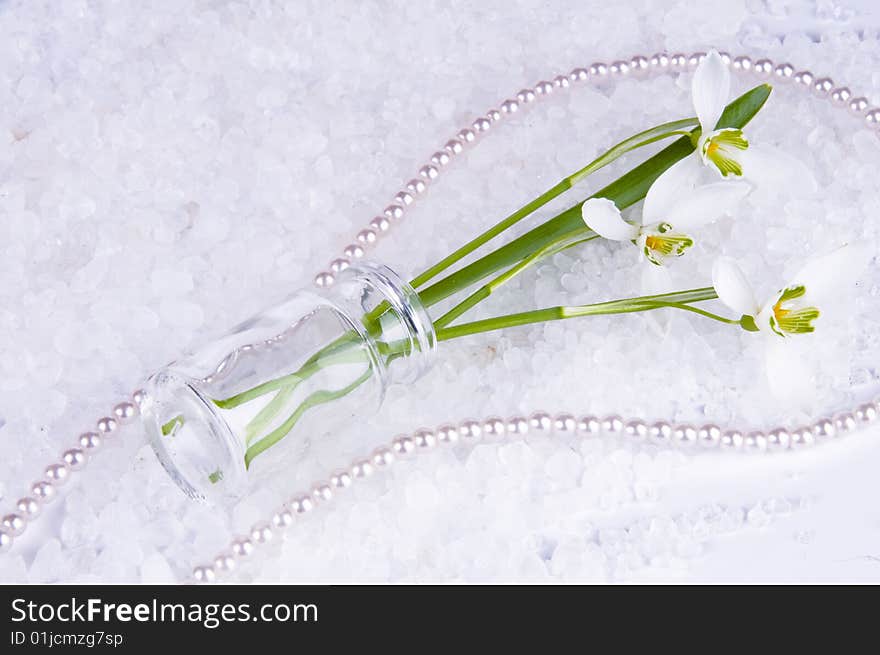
692,50,730,133
642,155,705,224
739,143,818,192
764,338,816,408
640,262,675,295
712,257,759,316
790,244,872,307
581,197,639,241
664,180,751,230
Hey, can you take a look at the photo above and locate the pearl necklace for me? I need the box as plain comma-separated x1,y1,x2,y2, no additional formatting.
2,50,878,583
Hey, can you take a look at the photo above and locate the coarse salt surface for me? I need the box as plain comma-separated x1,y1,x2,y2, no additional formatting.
1,0,880,583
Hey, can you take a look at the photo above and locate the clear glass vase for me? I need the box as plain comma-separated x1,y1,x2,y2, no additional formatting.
141,262,436,504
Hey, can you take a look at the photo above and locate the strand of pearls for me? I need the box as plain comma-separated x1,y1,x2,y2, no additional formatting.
0,393,144,554
2,50,877,578
190,50,880,582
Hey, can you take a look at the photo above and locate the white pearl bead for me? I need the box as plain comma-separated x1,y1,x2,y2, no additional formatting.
505,416,528,436
849,97,869,114
624,419,647,439
2,513,26,537
833,413,857,434
534,80,553,96
383,204,405,220
231,536,255,558
16,497,41,520
249,522,273,544
577,415,601,435
214,553,236,573
96,416,118,434
113,401,138,423
589,62,608,76
444,139,463,155
552,74,570,89
31,481,56,504
419,164,439,181
193,565,216,583
45,462,70,485
794,70,814,87
0,527,12,553
330,470,353,489
314,271,335,287
290,495,315,514
329,258,350,274
457,128,476,143
649,53,670,70
732,55,752,72
406,178,427,194
648,421,673,444
482,417,506,438
486,109,502,122
774,63,794,79
312,483,333,503
528,412,553,432
355,229,376,245
436,424,459,444
855,402,878,423
431,150,451,166
672,424,698,447
720,430,744,450
131,388,148,409
350,460,374,479
78,432,102,451
813,77,834,96
553,414,577,433
472,118,491,133
765,427,791,451
812,418,836,440
831,87,852,104
516,88,536,104
609,60,630,76
866,109,880,128
344,243,365,259
62,448,87,471
391,435,415,457
413,428,436,449
601,415,624,434
271,507,294,529
669,53,687,70
500,99,519,114
753,58,774,76
790,426,815,448
372,446,396,467
458,419,483,441
698,424,722,448
369,216,391,232
394,191,414,206
687,52,706,69
629,56,649,75
743,431,767,453
569,67,589,82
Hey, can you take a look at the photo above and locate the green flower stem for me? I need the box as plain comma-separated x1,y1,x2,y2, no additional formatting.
434,229,599,329
434,287,722,341
408,118,699,291
244,367,374,468
416,85,771,310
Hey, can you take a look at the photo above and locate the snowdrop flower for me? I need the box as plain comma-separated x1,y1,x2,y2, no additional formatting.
581,156,751,266
712,245,869,337
712,245,871,402
691,50,815,188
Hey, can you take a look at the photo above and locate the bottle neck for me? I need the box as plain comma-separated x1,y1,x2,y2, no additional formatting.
327,261,436,387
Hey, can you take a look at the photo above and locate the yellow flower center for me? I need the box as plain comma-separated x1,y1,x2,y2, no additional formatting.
769,285,820,336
